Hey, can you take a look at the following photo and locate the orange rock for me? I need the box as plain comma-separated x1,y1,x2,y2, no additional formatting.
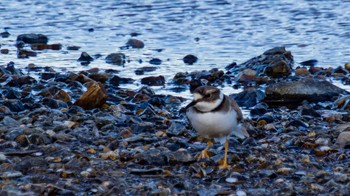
74,82,108,110
345,62,350,71
54,90,71,102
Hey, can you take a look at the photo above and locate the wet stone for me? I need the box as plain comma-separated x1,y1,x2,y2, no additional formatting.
264,78,346,106
7,75,37,87
183,54,198,65
105,53,126,65
300,59,318,66
40,72,57,80
78,52,94,62
74,82,108,110
42,97,68,109
108,75,135,86
126,38,145,48
233,88,266,108
141,75,165,86
4,99,25,112
17,33,48,44
149,58,162,65
17,49,37,58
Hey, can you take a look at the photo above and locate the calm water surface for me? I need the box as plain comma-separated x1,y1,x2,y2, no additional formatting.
1,0,350,97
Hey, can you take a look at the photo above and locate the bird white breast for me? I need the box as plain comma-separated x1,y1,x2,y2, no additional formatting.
186,108,238,139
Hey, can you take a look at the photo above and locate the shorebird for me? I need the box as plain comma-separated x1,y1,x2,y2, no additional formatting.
186,86,249,169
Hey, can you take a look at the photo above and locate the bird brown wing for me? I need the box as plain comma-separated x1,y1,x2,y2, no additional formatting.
229,96,243,122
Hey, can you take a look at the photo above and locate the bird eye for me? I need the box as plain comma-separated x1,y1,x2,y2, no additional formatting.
205,93,211,98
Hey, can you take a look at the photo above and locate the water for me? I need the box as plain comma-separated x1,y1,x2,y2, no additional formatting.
1,0,350,98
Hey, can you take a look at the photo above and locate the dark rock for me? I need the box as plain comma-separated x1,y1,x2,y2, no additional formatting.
237,47,293,78
126,38,144,48
168,150,194,164
1,49,9,54
183,54,198,65
105,53,126,65
78,52,94,62
300,59,318,66
88,73,109,83
6,62,23,75
141,75,165,86
286,119,309,128
135,66,157,75
0,31,10,38
74,82,108,110
257,114,274,124
300,105,321,117
7,76,37,87
31,43,62,50
225,62,237,70
67,46,81,50
250,103,268,116
15,157,48,174
134,148,168,165
108,75,134,86
40,72,57,80
4,89,21,99
16,33,48,44
190,68,225,82
149,58,162,65
232,88,266,108
332,66,348,76
42,97,68,109
264,78,347,106
4,99,25,112
17,49,37,58
134,69,144,75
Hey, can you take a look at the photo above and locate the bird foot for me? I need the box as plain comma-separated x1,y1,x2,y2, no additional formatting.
218,162,230,169
218,158,230,169
196,150,210,159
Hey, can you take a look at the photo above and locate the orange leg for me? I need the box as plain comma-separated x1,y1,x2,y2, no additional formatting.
196,140,213,159
219,136,229,169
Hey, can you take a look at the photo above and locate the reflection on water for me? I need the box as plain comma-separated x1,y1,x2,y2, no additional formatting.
1,0,350,94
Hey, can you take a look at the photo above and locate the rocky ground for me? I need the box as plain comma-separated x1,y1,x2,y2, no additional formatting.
0,34,350,195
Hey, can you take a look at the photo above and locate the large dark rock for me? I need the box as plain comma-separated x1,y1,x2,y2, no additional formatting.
126,39,144,48
108,75,134,86
183,54,198,65
232,88,266,108
141,75,165,86
105,53,126,65
16,34,48,44
4,99,25,112
264,78,347,106
7,76,37,87
77,52,94,62
235,47,293,78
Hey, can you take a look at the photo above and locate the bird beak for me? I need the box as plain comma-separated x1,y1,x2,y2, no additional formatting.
185,100,197,110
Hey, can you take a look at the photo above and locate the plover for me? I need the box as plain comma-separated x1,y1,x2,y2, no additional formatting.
186,86,249,169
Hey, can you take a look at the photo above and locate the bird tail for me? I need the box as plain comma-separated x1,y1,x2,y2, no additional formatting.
232,123,250,139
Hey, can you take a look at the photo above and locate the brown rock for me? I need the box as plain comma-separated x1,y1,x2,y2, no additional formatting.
126,39,144,48
74,82,108,110
295,67,310,76
54,90,71,102
345,62,350,71
334,131,350,149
